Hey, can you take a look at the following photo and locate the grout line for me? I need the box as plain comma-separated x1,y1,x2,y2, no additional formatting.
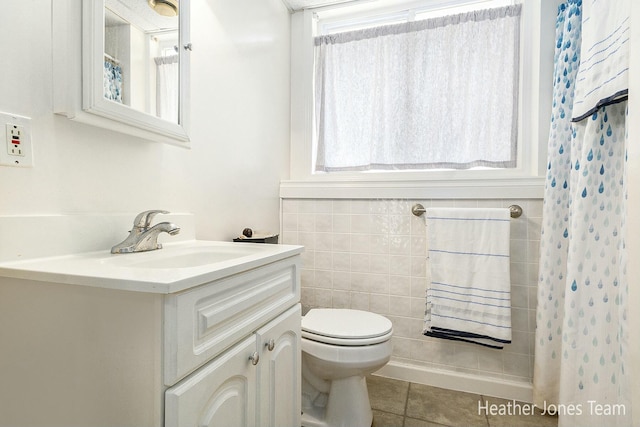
480,395,490,427
402,381,411,427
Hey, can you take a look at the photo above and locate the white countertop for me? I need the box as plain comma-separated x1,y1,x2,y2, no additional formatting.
0,240,303,294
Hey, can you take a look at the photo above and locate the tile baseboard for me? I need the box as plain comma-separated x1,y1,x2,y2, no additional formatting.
375,360,533,403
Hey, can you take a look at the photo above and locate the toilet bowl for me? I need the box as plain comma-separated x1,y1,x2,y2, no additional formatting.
301,308,393,427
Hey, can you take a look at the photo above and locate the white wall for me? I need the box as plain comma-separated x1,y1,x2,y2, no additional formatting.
0,0,291,242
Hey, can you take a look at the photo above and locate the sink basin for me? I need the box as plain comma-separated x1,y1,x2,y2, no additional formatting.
0,240,303,294
125,250,251,269
104,244,273,269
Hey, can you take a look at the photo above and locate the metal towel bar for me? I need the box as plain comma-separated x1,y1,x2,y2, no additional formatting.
411,203,523,219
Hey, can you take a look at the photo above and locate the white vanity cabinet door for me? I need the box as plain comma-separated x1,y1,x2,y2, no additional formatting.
165,304,302,427
165,336,258,427
256,304,302,427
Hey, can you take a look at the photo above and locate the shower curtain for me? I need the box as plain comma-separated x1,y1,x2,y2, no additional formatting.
104,56,123,104
533,2,630,426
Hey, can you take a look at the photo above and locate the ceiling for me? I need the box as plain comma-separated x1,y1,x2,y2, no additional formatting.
281,0,359,11
106,0,355,21
105,0,179,32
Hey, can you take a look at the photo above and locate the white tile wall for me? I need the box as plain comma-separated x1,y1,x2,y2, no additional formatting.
281,198,543,384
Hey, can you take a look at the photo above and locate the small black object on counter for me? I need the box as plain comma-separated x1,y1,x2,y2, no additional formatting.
234,228,279,244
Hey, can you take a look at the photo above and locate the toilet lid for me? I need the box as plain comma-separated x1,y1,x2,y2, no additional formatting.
302,309,393,342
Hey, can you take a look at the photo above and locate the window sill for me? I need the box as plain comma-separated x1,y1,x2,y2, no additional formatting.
279,176,545,199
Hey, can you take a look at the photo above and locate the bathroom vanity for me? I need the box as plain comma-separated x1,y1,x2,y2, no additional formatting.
0,240,302,427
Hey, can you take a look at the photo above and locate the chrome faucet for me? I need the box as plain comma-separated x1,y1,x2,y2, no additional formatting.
111,210,180,254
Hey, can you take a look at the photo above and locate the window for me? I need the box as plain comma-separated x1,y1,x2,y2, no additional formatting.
314,4,522,172
285,0,553,199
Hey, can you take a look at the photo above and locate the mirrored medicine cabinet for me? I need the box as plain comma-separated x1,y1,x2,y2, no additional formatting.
53,0,191,147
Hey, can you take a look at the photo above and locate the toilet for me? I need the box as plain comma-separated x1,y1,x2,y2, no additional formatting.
301,308,393,427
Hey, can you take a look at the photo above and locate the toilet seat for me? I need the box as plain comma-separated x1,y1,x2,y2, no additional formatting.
302,309,393,346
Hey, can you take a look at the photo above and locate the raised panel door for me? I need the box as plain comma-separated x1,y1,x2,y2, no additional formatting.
255,304,301,427
165,336,258,427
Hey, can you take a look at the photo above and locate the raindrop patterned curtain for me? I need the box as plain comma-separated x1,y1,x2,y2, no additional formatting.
104,57,123,103
533,2,630,426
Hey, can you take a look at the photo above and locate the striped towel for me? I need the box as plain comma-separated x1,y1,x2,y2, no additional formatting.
571,0,630,122
424,208,512,348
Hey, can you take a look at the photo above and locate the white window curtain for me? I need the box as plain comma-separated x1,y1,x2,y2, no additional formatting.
154,54,179,123
314,5,521,172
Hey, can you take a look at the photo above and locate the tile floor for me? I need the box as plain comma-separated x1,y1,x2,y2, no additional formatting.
368,375,558,427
